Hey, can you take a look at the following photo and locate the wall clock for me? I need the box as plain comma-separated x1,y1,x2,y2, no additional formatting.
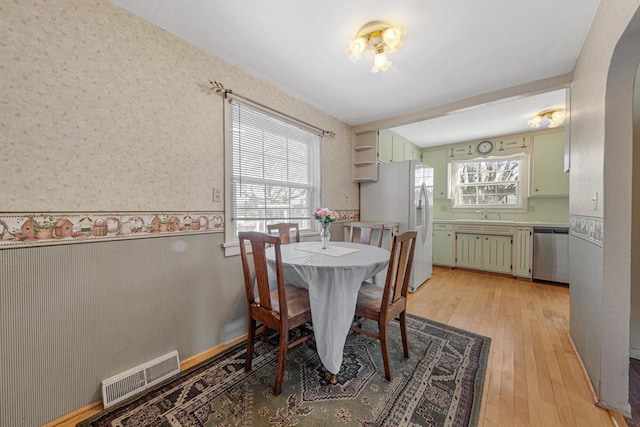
477,140,493,154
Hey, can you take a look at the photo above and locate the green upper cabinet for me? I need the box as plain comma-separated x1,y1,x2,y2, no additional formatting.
531,130,569,196
404,143,422,162
378,130,393,163
392,137,404,162
422,148,447,198
378,129,421,163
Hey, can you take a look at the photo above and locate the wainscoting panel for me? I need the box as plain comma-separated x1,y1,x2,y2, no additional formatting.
0,233,246,426
569,234,604,396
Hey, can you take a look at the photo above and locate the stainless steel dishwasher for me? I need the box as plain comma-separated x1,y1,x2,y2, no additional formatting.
533,226,569,284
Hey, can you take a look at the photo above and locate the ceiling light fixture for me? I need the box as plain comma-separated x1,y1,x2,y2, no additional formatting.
347,21,405,73
527,109,566,128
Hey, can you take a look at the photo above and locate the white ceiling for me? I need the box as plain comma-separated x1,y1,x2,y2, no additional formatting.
390,89,568,146
108,0,600,147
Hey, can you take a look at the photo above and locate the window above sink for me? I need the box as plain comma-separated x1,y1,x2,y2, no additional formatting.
449,153,530,212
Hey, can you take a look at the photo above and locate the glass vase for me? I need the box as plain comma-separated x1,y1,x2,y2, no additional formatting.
320,223,331,249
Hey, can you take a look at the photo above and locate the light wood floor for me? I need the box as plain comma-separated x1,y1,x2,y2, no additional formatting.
407,267,618,427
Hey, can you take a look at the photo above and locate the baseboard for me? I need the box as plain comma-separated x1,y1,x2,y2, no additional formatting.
567,332,632,422
44,331,252,427
630,347,640,360
607,407,629,427
180,331,250,371
595,401,632,425
566,331,599,402
41,400,103,427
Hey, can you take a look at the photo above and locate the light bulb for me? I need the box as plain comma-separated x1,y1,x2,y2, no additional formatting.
527,115,542,128
371,47,391,73
382,26,401,49
548,110,565,127
347,37,367,62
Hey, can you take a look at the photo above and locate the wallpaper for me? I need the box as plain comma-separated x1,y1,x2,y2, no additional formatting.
0,0,357,214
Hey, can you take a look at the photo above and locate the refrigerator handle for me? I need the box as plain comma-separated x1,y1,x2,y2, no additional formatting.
420,183,428,245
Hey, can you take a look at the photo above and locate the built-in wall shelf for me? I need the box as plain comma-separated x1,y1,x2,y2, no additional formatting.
354,145,375,151
352,131,378,182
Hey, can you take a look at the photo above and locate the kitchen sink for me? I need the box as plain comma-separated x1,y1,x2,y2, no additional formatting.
444,219,515,224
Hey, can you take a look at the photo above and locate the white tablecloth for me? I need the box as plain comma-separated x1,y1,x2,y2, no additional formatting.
266,241,389,374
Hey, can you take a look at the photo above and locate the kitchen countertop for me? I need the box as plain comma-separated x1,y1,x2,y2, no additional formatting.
342,221,400,229
433,219,569,228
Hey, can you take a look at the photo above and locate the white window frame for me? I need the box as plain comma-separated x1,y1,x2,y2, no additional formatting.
449,153,530,211
223,99,322,255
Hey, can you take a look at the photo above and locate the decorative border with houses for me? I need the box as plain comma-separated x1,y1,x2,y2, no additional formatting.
0,212,225,250
333,209,360,223
0,209,360,250
569,214,603,247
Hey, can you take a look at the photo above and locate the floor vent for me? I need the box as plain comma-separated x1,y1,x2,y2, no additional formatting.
101,350,180,408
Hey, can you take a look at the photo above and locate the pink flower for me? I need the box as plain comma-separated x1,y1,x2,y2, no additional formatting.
313,207,340,225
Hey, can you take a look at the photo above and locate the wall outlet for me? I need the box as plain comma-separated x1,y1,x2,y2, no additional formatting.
213,187,222,202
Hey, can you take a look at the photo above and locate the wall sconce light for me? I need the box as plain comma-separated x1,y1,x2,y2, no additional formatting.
347,21,405,73
527,109,566,128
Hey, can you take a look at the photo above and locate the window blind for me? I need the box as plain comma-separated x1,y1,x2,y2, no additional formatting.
229,100,321,236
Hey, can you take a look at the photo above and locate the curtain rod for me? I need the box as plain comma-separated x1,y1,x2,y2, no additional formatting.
209,80,336,139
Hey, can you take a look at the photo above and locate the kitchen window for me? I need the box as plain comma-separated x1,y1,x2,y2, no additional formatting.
449,154,529,209
225,100,321,245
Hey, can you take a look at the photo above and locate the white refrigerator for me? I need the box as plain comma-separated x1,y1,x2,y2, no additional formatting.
360,160,434,292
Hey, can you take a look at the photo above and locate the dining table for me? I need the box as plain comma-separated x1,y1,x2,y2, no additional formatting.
265,240,390,383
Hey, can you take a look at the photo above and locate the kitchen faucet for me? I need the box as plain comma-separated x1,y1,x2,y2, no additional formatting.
475,209,488,220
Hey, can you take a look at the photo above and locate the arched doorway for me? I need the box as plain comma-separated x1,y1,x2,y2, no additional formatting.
628,15,640,423
599,3,640,416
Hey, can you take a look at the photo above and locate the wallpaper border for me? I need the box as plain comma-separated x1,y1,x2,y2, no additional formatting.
0,209,361,250
569,214,603,247
0,211,224,250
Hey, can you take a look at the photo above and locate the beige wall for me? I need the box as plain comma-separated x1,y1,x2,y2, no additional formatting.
631,62,640,360
0,0,357,212
0,1,356,425
569,0,640,414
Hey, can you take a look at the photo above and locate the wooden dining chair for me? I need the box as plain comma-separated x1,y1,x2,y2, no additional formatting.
238,231,313,395
267,222,301,244
350,230,417,380
348,222,385,247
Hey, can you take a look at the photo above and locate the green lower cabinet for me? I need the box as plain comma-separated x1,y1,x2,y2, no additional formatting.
455,233,483,269
514,227,533,278
433,228,455,266
482,235,512,274
455,233,513,274
438,223,530,277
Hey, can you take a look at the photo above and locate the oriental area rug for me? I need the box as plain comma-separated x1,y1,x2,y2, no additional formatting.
81,315,490,427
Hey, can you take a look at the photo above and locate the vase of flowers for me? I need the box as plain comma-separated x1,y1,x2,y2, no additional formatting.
313,208,340,249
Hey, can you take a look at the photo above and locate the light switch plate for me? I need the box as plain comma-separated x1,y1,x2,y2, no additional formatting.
213,187,222,202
